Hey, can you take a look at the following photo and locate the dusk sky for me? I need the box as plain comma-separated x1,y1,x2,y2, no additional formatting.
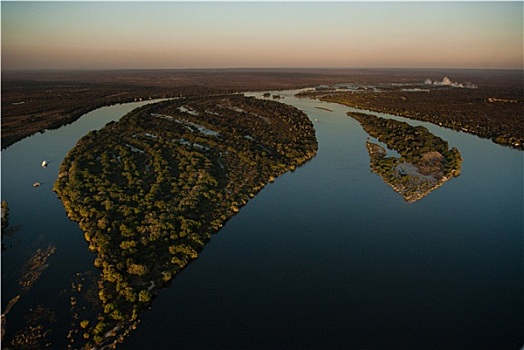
2,1,522,70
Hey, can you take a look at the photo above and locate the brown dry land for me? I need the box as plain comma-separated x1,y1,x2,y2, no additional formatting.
2,68,522,149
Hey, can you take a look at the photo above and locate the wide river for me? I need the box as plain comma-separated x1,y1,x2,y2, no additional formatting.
2,90,522,349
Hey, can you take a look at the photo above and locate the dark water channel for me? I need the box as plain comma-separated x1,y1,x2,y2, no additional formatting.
1,91,522,349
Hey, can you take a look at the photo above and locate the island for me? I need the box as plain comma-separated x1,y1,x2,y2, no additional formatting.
53,94,318,348
296,77,524,150
348,112,462,202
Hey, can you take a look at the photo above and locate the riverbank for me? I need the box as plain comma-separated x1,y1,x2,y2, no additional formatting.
295,74,524,150
4,68,519,149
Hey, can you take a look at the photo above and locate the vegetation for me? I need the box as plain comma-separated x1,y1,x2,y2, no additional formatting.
6,68,520,150
1,200,9,233
1,80,217,149
1,244,57,349
9,305,56,350
19,245,57,291
53,94,317,348
349,112,462,202
297,80,524,150
1,68,363,149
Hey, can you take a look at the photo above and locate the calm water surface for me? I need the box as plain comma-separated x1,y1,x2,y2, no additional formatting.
2,92,522,349
1,100,164,345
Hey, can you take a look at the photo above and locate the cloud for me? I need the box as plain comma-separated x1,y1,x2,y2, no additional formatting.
424,77,478,89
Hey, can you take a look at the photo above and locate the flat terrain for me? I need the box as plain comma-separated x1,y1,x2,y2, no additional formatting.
3,68,522,149
297,73,524,149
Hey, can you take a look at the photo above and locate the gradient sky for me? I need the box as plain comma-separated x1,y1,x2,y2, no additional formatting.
2,1,522,70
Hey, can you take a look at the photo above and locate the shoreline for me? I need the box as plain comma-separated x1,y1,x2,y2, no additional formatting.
3,68,521,150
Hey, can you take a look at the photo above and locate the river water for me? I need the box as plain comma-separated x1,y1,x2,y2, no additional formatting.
2,91,522,349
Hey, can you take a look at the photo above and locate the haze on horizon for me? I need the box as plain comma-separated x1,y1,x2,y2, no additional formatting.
2,1,522,71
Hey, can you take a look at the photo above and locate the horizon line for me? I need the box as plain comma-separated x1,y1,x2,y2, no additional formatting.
3,66,523,73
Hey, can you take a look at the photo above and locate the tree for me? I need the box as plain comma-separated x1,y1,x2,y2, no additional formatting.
128,263,148,276
138,290,151,303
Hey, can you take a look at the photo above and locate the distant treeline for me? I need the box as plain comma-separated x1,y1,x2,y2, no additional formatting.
298,85,524,150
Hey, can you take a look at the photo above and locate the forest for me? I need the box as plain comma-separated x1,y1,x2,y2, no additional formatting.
297,82,524,150
53,94,318,348
348,112,462,202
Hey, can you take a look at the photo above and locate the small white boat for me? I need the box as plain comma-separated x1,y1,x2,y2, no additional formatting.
33,182,41,187
42,160,47,167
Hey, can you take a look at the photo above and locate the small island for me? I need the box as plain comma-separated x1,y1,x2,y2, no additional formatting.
296,80,524,150
348,112,462,202
54,94,317,348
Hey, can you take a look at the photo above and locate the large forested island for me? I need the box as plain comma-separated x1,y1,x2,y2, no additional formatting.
349,112,462,202
53,94,317,348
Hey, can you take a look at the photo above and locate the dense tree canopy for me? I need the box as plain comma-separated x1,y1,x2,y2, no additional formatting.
54,94,317,348
348,112,462,202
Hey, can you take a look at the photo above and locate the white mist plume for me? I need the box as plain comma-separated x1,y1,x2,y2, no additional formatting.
424,77,478,89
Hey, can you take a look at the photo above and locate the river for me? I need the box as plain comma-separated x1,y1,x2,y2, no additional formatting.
1,91,522,349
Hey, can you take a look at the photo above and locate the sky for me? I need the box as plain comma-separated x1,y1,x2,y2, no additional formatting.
1,1,523,70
